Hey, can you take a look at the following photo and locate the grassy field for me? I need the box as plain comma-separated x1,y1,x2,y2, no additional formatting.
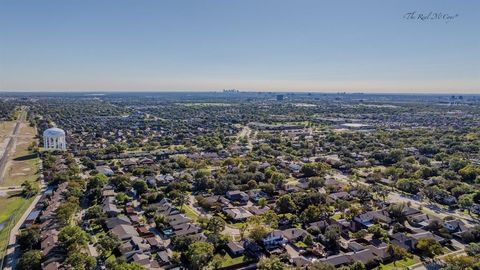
0,110,40,262
0,192,26,224
0,121,15,138
1,122,39,187
0,191,34,261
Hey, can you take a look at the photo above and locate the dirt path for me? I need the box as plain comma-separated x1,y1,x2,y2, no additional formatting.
235,125,253,150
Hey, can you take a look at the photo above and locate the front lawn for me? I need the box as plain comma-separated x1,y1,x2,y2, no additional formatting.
227,222,246,229
182,205,199,221
221,254,246,267
379,257,419,270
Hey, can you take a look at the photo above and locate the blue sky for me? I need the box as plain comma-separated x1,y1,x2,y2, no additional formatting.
0,0,478,93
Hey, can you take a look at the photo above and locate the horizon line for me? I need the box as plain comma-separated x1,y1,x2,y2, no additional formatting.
1,89,479,95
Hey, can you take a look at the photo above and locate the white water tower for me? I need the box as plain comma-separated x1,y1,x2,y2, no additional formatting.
43,128,67,151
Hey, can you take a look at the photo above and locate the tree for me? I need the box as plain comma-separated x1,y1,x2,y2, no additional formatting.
247,179,258,189
132,180,148,195
276,194,296,214
303,234,314,246
210,254,223,270
97,235,121,258
185,242,215,270
458,194,474,214
308,261,335,270
309,177,325,189
385,149,404,165
301,163,317,177
58,225,90,252
116,192,130,204
18,227,41,251
17,250,42,270
258,197,267,207
396,178,422,194
387,244,411,265
57,201,78,226
105,259,146,270
248,224,269,242
416,238,443,258
171,235,194,251
355,185,372,203
257,256,286,270
324,225,340,247
301,204,321,224
262,210,279,229
21,181,39,198
270,171,286,187
174,191,188,210
351,229,368,239
110,175,131,191
388,204,407,224
85,205,105,220
465,243,480,258
301,162,330,177
368,225,389,242
349,262,366,270
87,174,108,190
65,252,96,270
345,203,362,220
459,165,480,183
442,254,479,270
207,216,226,235
373,185,389,203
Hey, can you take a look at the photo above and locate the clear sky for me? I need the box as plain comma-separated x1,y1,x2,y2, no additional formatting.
0,0,479,93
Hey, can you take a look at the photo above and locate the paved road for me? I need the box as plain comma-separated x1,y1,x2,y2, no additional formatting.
387,192,478,226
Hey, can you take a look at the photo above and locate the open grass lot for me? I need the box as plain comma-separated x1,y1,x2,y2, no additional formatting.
227,221,246,229
1,122,39,187
182,205,199,221
0,192,26,224
220,254,246,268
0,191,33,258
379,257,419,270
0,121,15,138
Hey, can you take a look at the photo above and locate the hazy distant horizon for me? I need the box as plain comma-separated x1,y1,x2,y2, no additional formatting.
1,0,479,93
0,89,479,95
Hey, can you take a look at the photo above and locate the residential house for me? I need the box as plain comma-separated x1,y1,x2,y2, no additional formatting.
112,224,140,241
227,240,246,257
223,207,253,222
282,228,310,243
226,190,249,205
263,230,286,249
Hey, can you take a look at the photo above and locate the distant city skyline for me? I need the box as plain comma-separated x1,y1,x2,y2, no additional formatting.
1,0,479,93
